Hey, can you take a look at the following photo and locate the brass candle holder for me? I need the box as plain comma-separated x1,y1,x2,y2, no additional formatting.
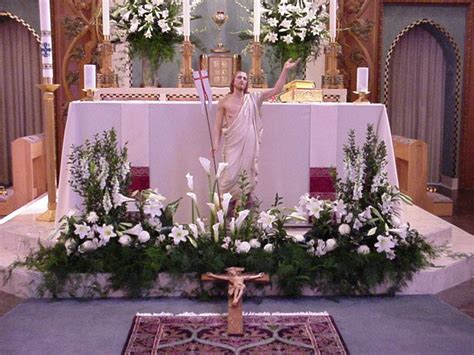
249,38,267,88
97,35,118,88
37,78,60,222
322,41,344,89
178,36,195,88
353,91,370,103
82,88,97,101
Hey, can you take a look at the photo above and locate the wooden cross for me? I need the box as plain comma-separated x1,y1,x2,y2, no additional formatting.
201,267,269,335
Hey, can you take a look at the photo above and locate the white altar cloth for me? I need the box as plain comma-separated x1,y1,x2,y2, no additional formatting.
57,101,398,223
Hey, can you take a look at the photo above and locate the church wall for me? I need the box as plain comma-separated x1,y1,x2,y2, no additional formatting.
381,5,466,182
0,0,39,33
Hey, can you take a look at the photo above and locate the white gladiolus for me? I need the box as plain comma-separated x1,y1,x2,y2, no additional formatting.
86,211,99,224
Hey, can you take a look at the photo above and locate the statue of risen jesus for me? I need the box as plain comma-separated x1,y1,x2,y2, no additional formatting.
213,59,300,203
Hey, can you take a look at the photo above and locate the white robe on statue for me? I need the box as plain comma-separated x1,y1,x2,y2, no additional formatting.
221,91,264,198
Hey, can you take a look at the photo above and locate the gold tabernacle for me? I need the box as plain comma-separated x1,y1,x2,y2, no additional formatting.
278,80,322,102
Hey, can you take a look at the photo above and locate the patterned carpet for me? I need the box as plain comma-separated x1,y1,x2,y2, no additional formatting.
123,312,348,354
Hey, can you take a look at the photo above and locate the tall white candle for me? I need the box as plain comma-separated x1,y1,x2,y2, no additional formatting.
183,0,190,37
102,0,110,36
357,67,369,92
39,0,53,79
253,0,261,39
329,0,337,41
84,65,96,90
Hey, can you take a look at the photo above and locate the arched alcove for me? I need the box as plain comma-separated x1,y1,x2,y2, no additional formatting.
0,13,43,186
383,19,461,184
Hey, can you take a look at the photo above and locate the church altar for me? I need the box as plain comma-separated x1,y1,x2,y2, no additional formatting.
56,101,398,222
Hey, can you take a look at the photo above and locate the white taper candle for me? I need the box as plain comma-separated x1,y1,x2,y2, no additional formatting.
39,0,53,78
102,0,110,36
356,67,369,92
329,0,337,41
253,0,261,39
84,65,96,90
183,0,190,37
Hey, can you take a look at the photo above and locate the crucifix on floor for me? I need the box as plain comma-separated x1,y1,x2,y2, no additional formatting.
201,267,270,335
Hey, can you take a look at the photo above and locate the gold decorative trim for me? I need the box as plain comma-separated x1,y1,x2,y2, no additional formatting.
0,12,41,43
383,19,462,177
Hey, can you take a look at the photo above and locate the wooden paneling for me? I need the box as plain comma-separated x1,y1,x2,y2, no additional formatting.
51,0,101,170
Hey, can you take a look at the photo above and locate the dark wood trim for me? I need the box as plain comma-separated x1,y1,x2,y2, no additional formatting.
459,2,474,188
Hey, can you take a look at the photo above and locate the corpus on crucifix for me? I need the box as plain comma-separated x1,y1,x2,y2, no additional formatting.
202,267,269,335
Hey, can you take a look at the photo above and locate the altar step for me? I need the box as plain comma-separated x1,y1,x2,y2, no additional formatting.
0,196,472,298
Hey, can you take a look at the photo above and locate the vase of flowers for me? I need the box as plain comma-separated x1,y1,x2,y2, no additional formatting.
261,0,329,80
112,0,187,86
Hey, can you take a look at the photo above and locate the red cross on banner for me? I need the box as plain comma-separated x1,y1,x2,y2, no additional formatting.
193,69,213,115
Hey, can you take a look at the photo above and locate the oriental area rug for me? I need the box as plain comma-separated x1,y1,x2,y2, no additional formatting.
123,312,348,354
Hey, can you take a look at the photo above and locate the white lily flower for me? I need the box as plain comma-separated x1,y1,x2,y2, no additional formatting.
258,211,276,230
169,225,189,245
222,193,232,215
217,209,225,226
215,162,228,179
186,192,198,204
307,199,323,218
207,203,217,215
374,234,396,254
199,156,211,175
97,224,116,244
74,223,91,240
212,223,220,239
113,192,135,208
185,173,194,191
124,223,144,236
189,223,198,237
235,210,250,229
196,218,206,233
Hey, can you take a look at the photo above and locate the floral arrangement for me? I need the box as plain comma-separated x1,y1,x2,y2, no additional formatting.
261,0,329,59
11,126,433,298
111,0,202,68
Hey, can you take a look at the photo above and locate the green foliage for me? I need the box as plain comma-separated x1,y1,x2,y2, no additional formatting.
10,126,435,298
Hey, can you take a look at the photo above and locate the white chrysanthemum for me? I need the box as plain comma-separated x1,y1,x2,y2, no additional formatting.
357,245,370,255
86,211,99,224
236,241,251,254
249,238,261,249
264,243,274,253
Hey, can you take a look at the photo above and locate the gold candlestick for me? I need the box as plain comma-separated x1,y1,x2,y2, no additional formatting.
353,91,370,103
178,37,195,88
82,88,97,101
249,39,267,88
97,35,118,88
322,41,344,89
37,78,60,222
